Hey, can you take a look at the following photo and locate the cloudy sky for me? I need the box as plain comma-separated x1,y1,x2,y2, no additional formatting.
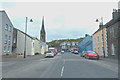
0,1,118,42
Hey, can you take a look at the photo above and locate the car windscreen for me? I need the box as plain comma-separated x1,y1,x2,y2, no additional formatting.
47,51,52,53
49,49,54,52
88,51,96,54
74,49,78,51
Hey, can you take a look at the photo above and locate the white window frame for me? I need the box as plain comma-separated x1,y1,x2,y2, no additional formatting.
9,26,12,32
5,24,8,30
13,38,16,43
111,44,115,55
4,35,7,44
8,46,10,52
8,36,11,45
4,46,7,53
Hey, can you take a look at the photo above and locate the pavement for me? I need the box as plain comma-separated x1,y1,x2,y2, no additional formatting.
1,52,118,78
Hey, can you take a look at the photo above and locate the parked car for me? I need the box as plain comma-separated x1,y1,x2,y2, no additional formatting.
49,48,56,55
73,49,79,54
81,51,86,57
61,50,64,54
46,51,54,57
85,51,99,60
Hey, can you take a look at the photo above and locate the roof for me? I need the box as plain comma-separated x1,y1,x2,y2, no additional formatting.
14,27,34,40
92,25,106,35
93,10,120,35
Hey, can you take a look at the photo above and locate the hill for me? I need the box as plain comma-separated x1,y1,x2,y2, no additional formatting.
47,38,84,47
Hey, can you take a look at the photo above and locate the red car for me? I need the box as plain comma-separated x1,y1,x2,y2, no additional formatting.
85,51,99,60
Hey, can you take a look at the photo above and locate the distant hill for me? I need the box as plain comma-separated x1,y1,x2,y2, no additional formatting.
47,38,84,47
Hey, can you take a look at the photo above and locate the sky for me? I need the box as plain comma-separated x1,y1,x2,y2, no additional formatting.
0,1,118,42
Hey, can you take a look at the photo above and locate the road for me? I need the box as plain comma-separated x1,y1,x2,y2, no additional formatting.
2,52,118,78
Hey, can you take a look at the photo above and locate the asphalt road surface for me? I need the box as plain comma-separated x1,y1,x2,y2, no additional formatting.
2,52,118,78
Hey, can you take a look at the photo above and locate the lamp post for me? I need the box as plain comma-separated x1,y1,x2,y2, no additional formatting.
96,17,105,58
24,17,33,58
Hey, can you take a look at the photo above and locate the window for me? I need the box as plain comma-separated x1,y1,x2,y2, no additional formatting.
111,44,115,55
4,46,7,52
112,27,114,37
94,48,96,51
8,36,11,41
101,34,103,42
5,24,8,30
94,38,96,44
110,28,112,33
98,47,99,55
13,38,16,43
8,36,11,45
97,36,99,43
9,26,12,32
101,47,104,55
8,46,10,52
4,35,7,44
33,43,34,47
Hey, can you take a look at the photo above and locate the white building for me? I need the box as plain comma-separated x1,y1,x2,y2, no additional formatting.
12,28,35,55
0,10,13,55
12,28,48,56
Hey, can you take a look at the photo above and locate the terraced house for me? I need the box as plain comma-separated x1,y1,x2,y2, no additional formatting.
92,22,108,57
0,10,13,55
78,34,93,53
107,9,120,59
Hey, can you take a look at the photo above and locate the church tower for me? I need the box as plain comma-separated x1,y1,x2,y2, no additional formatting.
40,16,46,42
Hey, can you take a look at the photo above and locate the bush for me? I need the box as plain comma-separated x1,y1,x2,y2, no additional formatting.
44,51,47,54
35,52,41,55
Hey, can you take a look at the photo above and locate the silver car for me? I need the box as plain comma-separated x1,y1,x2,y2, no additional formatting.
46,51,54,57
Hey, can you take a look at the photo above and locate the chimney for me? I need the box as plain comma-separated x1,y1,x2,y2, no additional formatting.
112,9,120,20
85,34,88,37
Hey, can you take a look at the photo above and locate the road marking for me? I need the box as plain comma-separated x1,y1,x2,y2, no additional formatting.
61,66,64,77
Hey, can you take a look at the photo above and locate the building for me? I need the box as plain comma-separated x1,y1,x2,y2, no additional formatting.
60,41,78,51
92,21,108,57
106,9,120,59
12,28,35,55
0,10,13,55
12,28,48,56
40,16,46,42
78,34,93,53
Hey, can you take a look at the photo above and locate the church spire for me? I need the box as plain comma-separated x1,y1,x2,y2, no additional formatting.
40,16,46,42
41,16,45,31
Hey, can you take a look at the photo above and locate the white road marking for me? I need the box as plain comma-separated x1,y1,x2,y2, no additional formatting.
61,66,64,77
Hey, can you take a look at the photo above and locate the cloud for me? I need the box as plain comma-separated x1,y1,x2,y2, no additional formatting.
1,2,118,42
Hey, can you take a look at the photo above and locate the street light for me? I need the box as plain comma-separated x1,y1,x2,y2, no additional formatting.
24,17,33,58
96,17,105,58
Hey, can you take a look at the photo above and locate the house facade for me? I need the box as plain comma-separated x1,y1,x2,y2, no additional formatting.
78,34,93,53
60,41,78,51
12,28,35,55
0,10,13,55
107,9,120,59
92,25,108,57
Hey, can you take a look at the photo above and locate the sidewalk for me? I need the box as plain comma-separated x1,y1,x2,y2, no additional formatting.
100,57,118,64
2,54,46,62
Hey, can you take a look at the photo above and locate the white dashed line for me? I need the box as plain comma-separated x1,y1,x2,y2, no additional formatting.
61,66,64,77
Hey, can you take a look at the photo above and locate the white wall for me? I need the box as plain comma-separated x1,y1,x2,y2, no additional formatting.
1,11,13,55
13,30,34,55
0,11,2,56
